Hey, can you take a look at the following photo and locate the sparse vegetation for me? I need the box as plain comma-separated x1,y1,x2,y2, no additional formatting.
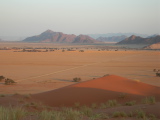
74,102,80,108
24,102,42,109
142,96,156,104
119,93,127,99
153,69,160,77
112,111,127,118
0,106,27,120
103,74,110,77
79,50,84,52
80,106,93,117
0,76,5,81
107,99,119,107
73,77,81,82
128,111,134,117
24,94,31,99
0,94,5,97
99,103,107,109
135,109,146,119
148,114,157,120
5,78,16,85
90,113,109,120
0,100,159,120
91,103,97,109
125,100,136,106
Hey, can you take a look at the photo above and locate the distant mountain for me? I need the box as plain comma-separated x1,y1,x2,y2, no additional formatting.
117,35,160,44
146,34,159,38
23,30,98,44
73,35,97,43
88,33,148,39
143,42,160,49
96,35,127,42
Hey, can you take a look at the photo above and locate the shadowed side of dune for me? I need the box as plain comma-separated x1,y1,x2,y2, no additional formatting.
32,87,145,107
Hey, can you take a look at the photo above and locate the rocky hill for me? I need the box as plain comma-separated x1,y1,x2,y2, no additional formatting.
73,35,97,43
117,35,160,44
96,35,127,42
23,30,98,44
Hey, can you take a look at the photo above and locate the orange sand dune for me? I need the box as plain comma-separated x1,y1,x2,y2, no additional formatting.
32,75,160,107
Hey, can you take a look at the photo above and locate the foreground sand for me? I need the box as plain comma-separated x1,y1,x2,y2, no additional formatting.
0,48,160,94
0,75,160,119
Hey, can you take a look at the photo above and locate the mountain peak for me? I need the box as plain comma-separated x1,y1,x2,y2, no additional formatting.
44,29,54,33
129,35,137,40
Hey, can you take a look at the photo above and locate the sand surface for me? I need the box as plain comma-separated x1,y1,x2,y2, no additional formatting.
0,44,160,94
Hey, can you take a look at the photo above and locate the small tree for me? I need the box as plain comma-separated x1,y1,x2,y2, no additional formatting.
73,77,81,82
5,78,16,85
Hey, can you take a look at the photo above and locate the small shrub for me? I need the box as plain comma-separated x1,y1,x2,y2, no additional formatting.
91,103,97,109
119,93,127,99
112,111,127,118
90,113,109,120
73,77,81,82
148,114,157,120
156,73,160,77
24,102,41,108
135,110,146,119
5,78,16,85
0,94,5,97
142,96,156,104
24,94,31,99
107,100,118,107
125,100,136,106
62,108,82,120
79,50,84,52
74,102,80,108
18,98,25,103
99,103,107,109
103,74,109,77
0,76,5,81
128,111,134,117
153,69,156,72
80,106,93,117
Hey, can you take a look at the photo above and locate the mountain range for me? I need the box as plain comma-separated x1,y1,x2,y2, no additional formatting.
23,30,98,44
117,35,160,44
88,33,148,39
96,35,127,42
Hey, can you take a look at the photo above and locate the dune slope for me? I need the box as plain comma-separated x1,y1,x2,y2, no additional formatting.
32,75,160,107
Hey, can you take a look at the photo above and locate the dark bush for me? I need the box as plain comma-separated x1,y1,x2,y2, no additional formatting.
73,77,81,82
0,76,5,81
5,78,16,85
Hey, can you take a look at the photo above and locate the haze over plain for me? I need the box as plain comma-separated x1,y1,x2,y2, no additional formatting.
0,0,160,40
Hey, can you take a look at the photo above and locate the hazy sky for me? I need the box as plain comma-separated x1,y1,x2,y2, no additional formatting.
0,0,160,37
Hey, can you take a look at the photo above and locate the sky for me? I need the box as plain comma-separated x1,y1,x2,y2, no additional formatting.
0,0,160,37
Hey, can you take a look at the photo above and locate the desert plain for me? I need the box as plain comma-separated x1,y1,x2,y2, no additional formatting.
0,42,160,120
